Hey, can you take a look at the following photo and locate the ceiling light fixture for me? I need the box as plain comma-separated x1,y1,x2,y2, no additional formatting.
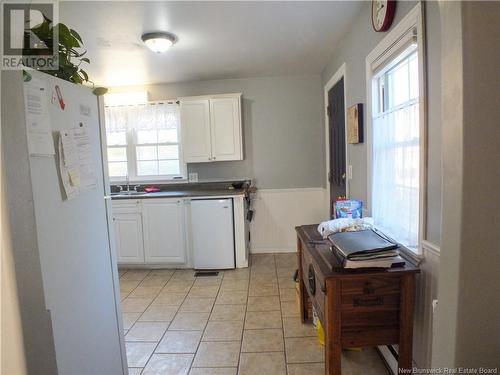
141,32,177,53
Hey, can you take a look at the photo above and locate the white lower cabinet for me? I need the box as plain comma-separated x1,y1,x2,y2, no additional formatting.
142,199,186,264
112,195,248,268
113,202,145,264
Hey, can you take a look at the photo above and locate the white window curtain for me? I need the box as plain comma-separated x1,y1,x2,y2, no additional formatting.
372,102,420,248
105,102,179,133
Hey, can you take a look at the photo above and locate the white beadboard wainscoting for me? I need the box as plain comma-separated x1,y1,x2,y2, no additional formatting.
249,188,327,253
379,240,440,373
413,241,440,369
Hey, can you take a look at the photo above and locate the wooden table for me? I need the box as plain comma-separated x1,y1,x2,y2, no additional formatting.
296,225,420,375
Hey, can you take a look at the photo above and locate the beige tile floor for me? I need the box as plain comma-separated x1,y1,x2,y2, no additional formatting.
119,253,390,375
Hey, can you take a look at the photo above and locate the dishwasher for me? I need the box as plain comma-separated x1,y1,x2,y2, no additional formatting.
190,198,235,269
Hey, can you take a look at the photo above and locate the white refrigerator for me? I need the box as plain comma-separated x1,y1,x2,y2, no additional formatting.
2,70,126,373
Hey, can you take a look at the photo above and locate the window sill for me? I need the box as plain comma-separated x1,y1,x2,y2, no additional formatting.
399,246,424,266
372,225,424,266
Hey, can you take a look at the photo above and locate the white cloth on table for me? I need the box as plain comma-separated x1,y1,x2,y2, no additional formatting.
317,217,374,238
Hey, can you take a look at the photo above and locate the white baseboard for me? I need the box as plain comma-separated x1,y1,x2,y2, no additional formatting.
249,188,327,254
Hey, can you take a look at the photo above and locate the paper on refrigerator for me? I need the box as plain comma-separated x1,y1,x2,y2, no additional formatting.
72,126,97,191
23,78,55,156
58,126,97,200
58,130,79,199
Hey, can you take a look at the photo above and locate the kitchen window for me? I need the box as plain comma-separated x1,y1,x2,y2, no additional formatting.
366,5,425,254
104,101,186,181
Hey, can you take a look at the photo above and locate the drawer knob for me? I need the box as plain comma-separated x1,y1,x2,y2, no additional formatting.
308,265,316,296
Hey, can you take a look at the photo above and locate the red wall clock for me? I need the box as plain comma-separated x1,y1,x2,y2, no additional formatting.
372,0,396,32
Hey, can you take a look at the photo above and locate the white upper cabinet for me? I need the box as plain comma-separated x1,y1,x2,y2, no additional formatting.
210,97,242,161
180,99,212,163
180,93,243,163
141,199,186,264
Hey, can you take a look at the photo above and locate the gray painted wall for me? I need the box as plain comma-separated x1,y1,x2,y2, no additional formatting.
320,1,443,245
433,1,500,367
120,75,324,189
454,2,500,365
113,2,444,243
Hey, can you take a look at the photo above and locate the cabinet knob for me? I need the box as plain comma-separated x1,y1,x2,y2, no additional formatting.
213,156,216,160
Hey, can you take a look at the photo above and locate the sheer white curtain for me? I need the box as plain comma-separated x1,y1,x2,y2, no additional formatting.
104,105,128,133
372,102,420,248
104,102,179,132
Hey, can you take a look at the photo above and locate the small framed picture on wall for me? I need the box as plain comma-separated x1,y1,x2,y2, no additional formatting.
347,103,363,144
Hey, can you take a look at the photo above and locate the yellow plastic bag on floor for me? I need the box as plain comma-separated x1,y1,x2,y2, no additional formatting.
315,318,362,350
317,319,325,346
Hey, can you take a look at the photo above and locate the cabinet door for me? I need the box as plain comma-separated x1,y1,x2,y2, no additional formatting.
210,97,243,161
180,99,212,163
142,200,185,263
113,212,144,263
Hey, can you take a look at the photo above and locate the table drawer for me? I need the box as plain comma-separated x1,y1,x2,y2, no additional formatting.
341,276,401,296
340,277,400,311
341,309,399,327
340,275,401,332
341,292,400,310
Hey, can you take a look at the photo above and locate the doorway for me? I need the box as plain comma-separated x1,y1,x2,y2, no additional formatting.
327,77,346,217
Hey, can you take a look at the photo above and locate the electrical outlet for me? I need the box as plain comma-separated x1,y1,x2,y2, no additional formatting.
348,165,353,180
188,172,198,182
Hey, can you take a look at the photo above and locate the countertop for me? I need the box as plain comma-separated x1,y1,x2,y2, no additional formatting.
111,188,247,200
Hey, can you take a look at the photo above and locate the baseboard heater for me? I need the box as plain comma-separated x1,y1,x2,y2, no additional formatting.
378,345,399,374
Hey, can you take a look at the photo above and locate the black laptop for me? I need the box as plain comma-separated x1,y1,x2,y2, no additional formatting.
327,229,399,260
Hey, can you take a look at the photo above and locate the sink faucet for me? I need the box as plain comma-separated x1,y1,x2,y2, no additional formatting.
125,175,130,192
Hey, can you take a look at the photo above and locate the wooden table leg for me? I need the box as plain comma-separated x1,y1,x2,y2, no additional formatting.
398,274,415,374
300,279,310,322
325,279,341,375
297,237,309,322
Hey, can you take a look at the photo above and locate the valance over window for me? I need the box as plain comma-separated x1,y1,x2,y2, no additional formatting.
105,102,180,132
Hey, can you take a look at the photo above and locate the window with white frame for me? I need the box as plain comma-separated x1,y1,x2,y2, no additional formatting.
104,102,186,181
368,19,424,252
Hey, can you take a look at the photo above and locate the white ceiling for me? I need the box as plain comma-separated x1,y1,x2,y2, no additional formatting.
59,1,362,87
